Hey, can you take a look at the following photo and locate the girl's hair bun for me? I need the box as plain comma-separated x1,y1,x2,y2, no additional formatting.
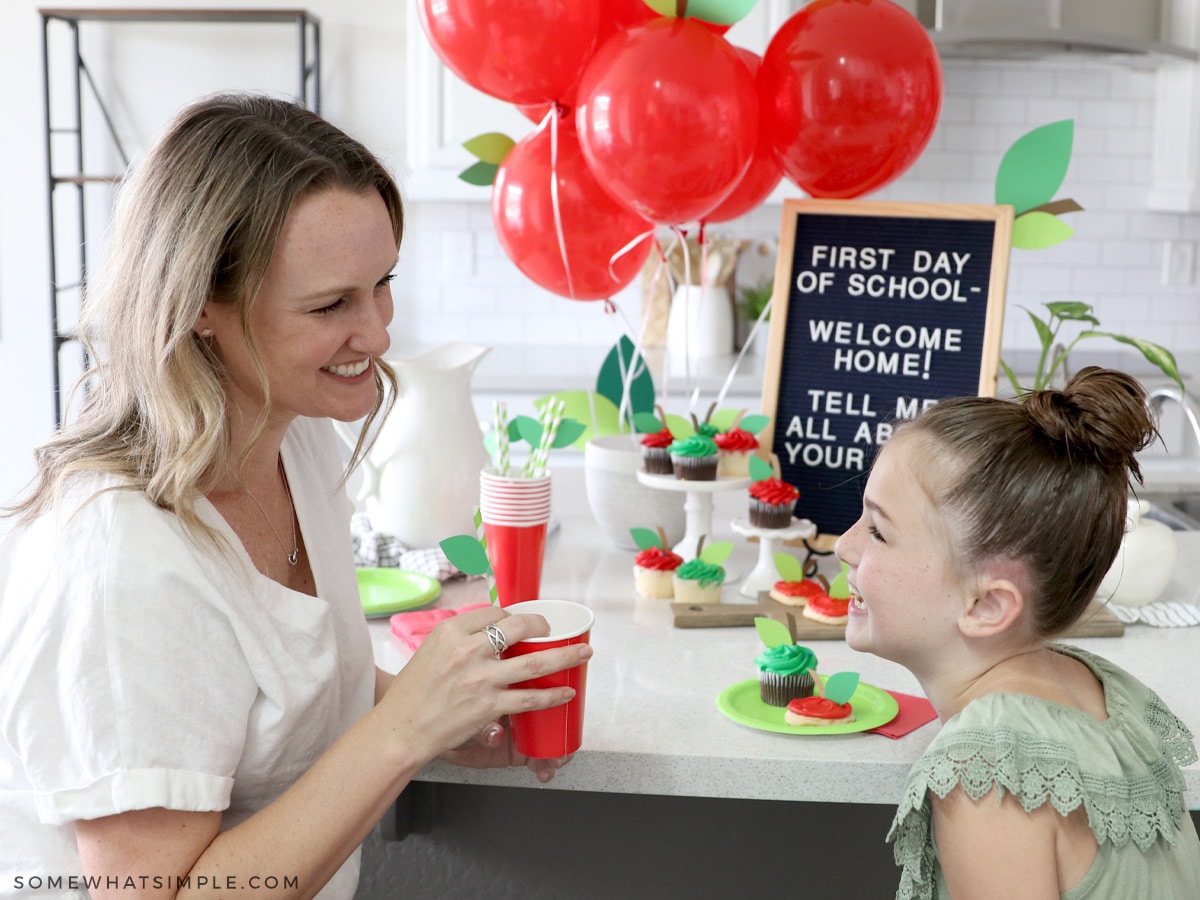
1021,366,1156,480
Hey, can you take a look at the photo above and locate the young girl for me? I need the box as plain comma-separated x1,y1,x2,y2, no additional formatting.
835,366,1200,899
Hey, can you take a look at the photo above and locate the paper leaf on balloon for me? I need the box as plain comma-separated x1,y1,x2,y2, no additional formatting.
1012,210,1075,250
439,534,492,576
645,0,758,25
822,672,860,706
457,160,498,186
463,132,516,165
755,615,793,649
995,120,1073,215
595,336,656,422
773,552,805,583
828,561,851,600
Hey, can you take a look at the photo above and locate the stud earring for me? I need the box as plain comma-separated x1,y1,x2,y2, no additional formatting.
199,328,214,337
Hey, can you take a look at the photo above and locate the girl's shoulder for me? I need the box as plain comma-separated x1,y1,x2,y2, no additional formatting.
888,646,1197,900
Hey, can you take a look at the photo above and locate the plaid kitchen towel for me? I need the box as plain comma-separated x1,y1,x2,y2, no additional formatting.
1107,601,1200,627
351,513,461,582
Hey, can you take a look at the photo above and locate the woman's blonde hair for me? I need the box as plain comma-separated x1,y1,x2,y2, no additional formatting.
9,92,402,535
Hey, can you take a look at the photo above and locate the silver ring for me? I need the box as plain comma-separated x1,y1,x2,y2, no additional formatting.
483,623,508,658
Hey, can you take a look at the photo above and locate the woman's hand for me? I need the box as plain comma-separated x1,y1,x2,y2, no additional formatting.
441,719,574,783
375,605,591,771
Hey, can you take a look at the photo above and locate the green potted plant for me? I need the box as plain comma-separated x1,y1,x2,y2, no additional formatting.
737,279,774,354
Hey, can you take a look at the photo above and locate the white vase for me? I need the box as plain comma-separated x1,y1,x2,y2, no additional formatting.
584,434,686,550
666,283,735,367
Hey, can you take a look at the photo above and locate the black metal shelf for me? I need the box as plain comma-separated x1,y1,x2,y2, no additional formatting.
39,7,321,424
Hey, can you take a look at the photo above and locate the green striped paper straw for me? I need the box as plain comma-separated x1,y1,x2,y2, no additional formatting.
493,399,510,477
473,506,498,604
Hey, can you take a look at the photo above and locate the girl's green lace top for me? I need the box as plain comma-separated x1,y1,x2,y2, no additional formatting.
889,644,1200,900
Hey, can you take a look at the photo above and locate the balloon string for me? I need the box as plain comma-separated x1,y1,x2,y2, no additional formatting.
608,226,657,282
716,293,772,411
546,108,575,300
604,298,655,434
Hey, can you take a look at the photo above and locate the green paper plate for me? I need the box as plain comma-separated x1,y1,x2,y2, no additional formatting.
716,677,900,736
357,568,441,618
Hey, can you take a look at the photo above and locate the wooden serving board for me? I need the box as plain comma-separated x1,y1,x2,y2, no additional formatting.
671,593,1125,638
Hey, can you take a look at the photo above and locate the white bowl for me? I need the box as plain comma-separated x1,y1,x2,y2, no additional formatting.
584,434,686,550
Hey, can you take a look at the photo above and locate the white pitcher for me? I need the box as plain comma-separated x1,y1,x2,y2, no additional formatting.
334,342,491,548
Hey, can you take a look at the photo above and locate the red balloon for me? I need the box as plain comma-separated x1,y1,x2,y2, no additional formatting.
417,0,601,105
758,0,942,199
516,0,661,124
492,122,654,301
576,18,759,225
702,47,784,223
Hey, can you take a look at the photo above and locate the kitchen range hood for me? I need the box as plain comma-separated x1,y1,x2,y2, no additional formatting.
908,0,1198,64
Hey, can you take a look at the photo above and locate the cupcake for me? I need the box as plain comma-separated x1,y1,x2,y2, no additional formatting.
755,642,818,707
672,557,725,604
748,477,799,528
715,426,758,478
669,434,720,481
640,426,675,475
634,545,684,599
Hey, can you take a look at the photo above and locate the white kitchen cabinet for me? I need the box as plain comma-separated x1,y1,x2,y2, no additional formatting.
1150,0,1200,211
402,1,796,201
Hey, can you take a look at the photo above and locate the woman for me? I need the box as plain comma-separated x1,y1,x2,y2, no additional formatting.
0,93,588,898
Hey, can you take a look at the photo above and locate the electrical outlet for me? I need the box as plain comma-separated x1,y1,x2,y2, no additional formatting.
1162,239,1196,287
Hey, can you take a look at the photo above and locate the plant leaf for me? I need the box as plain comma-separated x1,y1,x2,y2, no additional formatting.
1082,332,1185,393
462,132,516,165
699,540,733,566
633,411,662,433
773,552,805,582
749,455,774,482
755,615,794,649
1012,210,1075,250
823,671,860,706
630,527,662,551
595,336,656,421
1022,307,1055,349
1045,301,1098,324
995,120,1074,214
439,534,492,576
457,161,498,187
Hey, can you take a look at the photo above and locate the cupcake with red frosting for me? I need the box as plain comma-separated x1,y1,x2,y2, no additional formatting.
640,426,675,475
748,477,799,528
631,527,685,599
714,412,768,478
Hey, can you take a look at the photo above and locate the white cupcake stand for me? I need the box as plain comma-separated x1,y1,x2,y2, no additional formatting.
636,472,750,574
730,517,818,599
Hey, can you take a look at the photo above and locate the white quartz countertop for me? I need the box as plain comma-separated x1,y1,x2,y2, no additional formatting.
368,467,1200,808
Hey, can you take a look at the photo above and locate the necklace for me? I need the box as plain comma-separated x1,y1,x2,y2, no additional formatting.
243,457,300,566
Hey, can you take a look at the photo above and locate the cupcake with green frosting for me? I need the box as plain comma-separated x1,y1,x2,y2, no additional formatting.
668,434,719,481
672,556,726,604
754,617,818,706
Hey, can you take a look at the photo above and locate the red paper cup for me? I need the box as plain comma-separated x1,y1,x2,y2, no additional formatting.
483,519,549,607
501,599,594,758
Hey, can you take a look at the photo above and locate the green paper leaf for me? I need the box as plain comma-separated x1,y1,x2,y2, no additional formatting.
457,161,498,187
995,120,1074,214
644,0,758,24
738,414,770,435
664,413,693,439
1083,332,1185,393
1012,210,1075,250
595,336,656,422
551,418,587,448
828,561,851,600
462,132,516,165
633,411,663,434
755,616,793,649
512,414,543,447
773,552,805,582
823,671,860,706
749,455,774,482
630,527,663,551
439,534,492,576
535,391,622,448
708,408,740,431
699,540,733,566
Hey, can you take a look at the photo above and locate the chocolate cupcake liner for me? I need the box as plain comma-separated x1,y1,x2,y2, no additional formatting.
642,447,674,475
749,498,796,529
672,454,718,481
758,671,815,707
